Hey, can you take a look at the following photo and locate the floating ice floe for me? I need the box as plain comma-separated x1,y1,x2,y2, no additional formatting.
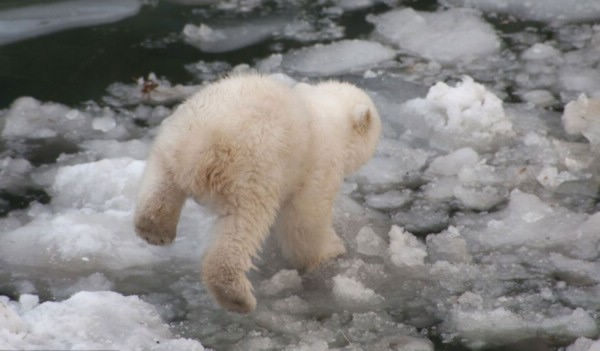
399,76,514,152
563,94,600,146
1,97,131,141
183,18,286,53
0,291,205,350
333,0,378,11
442,0,600,24
273,39,396,76
0,0,141,46
444,292,597,349
367,8,500,64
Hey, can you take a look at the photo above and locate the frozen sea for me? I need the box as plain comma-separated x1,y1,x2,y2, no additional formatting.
2,0,600,350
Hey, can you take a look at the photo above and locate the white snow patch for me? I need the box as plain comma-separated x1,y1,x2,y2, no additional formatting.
400,76,514,151
332,275,383,306
183,18,286,53
388,226,427,267
279,39,396,76
368,8,500,64
355,226,386,256
0,291,205,350
0,158,215,270
563,94,600,146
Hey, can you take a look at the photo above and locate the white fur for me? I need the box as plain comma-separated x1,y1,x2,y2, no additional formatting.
134,74,381,313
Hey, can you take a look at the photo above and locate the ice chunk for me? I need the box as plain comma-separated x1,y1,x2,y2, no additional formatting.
334,0,376,10
399,76,514,151
563,94,600,146
365,189,412,210
442,0,600,24
426,226,471,264
355,226,386,256
520,89,556,107
560,67,600,96
0,157,33,189
446,302,597,349
2,97,88,139
566,337,600,351
0,0,141,46
368,8,500,64
536,166,580,190
388,226,427,267
353,140,430,192
458,190,600,260
426,148,479,176
183,17,287,53
279,40,396,76
51,158,143,211
522,43,562,61
0,291,205,350
259,269,302,296
392,201,450,234
332,275,383,306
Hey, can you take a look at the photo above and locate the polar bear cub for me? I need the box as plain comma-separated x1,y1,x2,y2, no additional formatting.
134,74,381,313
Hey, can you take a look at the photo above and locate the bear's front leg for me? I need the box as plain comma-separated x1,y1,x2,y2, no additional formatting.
135,155,186,245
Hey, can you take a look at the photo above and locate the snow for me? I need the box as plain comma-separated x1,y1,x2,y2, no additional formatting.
0,0,141,45
275,40,396,76
332,275,383,306
367,8,500,64
563,94,600,146
399,76,514,152
388,226,427,267
442,0,600,24
0,291,205,350
354,226,385,256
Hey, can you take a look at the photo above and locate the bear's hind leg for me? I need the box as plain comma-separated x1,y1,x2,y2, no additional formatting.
201,180,280,313
135,155,186,245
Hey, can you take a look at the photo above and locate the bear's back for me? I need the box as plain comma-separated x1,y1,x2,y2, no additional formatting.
155,74,314,195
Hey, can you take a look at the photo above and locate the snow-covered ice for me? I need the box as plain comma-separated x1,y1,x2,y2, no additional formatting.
0,291,205,350
368,8,500,64
183,18,287,53
273,40,396,76
443,0,600,24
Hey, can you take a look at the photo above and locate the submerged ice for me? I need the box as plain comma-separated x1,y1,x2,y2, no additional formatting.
3,0,600,350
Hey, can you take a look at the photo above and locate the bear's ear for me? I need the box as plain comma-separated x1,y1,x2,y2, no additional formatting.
352,104,371,134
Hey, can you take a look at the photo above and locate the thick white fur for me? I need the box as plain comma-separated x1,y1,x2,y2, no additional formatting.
134,74,381,313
